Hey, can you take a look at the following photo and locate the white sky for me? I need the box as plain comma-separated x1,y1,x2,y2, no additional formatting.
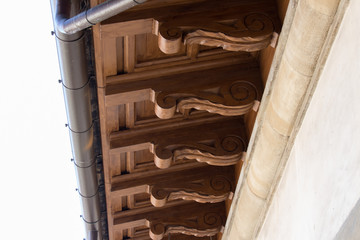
0,1,85,239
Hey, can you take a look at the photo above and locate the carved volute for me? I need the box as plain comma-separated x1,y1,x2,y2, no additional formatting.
148,202,226,240
154,81,260,119
150,175,233,207
110,117,248,169
153,135,246,169
149,211,223,240
106,63,263,120
113,202,226,240
110,165,236,209
157,12,278,54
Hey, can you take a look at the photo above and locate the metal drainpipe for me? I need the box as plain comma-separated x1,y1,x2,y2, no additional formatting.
50,0,147,239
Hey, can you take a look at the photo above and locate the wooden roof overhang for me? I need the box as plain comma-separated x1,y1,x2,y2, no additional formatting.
90,0,282,239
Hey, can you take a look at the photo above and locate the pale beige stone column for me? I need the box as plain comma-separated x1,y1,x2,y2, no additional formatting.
223,0,341,239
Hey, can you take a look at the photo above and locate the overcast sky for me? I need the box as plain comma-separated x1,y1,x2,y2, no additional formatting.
0,1,84,239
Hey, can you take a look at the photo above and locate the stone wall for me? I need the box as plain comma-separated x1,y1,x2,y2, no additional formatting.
258,1,360,239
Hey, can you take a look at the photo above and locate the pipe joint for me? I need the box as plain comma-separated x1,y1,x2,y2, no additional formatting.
55,0,147,35
72,154,100,169
66,120,94,134
61,73,90,90
76,186,100,199
80,215,100,224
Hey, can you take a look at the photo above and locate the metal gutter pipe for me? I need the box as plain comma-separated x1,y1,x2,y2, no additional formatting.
50,0,147,239
56,0,147,34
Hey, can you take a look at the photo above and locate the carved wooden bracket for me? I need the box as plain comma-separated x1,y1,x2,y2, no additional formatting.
149,203,225,240
150,174,233,207
156,12,278,54
149,207,224,240
113,202,226,239
150,215,222,240
154,80,260,119
110,117,248,169
153,135,246,169
106,63,263,119
111,165,236,208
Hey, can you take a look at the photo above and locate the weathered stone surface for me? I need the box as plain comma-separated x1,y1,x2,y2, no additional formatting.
259,1,360,239
224,0,342,239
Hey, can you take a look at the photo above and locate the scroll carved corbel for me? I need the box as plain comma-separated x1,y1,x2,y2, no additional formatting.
157,13,277,54
153,135,246,169
149,212,223,240
150,175,233,207
155,81,259,119
150,224,220,240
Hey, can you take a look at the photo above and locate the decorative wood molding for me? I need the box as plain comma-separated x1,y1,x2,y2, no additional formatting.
174,148,245,166
168,190,230,204
111,165,236,208
113,202,226,239
157,12,278,54
154,135,246,169
150,223,220,240
177,98,256,117
155,80,259,119
150,174,233,207
106,63,263,120
110,117,248,169
148,203,225,240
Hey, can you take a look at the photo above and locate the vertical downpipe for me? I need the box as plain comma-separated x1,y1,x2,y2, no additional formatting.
51,0,101,239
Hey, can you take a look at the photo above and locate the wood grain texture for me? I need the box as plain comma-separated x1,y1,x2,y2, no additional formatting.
150,172,234,207
107,53,255,83
109,165,235,208
110,117,248,169
106,63,263,120
113,202,226,240
99,0,280,74
175,96,255,118
171,146,246,167
158,12,278,54
124,35,136,73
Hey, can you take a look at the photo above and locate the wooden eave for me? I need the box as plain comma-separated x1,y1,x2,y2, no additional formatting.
90,0,284,239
